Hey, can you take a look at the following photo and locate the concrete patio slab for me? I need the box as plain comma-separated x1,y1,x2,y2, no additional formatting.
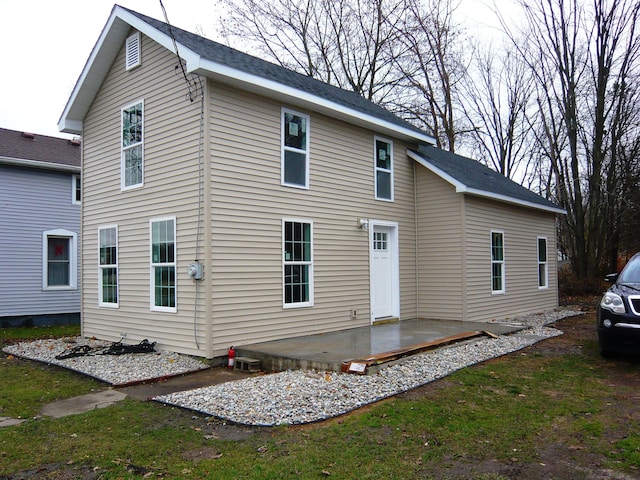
236,318,524,372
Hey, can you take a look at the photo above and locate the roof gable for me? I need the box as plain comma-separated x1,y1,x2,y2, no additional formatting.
408,145,565,214
59,5,435,145
0,128,80,172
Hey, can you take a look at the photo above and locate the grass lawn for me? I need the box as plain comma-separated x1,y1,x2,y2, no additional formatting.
1,314,639,479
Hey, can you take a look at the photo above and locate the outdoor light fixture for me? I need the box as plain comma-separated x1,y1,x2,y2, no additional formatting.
358,218,369,230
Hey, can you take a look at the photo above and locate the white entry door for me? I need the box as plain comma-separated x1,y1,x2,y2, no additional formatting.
371,224,397,320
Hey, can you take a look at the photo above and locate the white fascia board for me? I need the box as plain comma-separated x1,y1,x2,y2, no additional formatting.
408,149,466,190
407,149,566,215
117,8,202,67
58,11,130,134
462,187,567,214
0,156,80,173
192,58,436,145
58,6,200,135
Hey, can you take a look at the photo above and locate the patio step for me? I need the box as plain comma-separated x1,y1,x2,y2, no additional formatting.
234,356,261,373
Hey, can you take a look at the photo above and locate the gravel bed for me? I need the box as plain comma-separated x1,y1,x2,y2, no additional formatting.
2,309,581,425
156,309,581,426
2,337,208,386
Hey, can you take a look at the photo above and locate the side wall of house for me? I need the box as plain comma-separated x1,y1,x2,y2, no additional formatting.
414,164,465,320
206,82,418,355
0,165,81,318
463,196,559,321
81,33,208,355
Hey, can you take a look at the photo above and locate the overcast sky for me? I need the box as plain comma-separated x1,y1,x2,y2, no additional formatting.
0,0,511,139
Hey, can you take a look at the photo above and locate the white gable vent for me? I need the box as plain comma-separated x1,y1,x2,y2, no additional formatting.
125,32,141,70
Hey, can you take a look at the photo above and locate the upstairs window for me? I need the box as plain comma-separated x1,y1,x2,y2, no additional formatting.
42,229,77,290
99,226,119,306
538,237,548,288
375,137,393,201
121,100,144,189
283,219,313,307
151,217,176,312
125,32,141,70
491,231,505,294
282,109,309,188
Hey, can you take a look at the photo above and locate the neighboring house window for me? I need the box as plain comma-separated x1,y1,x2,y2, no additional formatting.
283,219,313,307
281,109,309,188
72,174,81,204
538,237,548,288
121,100,144,189
150,217,176,312
125,31,141,70
42,229,77,290
375,137,393,201
99,226,118,306
491,231,505,294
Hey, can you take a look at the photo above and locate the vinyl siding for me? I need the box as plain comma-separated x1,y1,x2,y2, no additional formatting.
463,196,559,321
207,82,417,355
415,164,464,320
81,33,208,356
0,165,80,316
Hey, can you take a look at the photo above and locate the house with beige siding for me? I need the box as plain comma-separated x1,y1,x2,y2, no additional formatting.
58,5,565,359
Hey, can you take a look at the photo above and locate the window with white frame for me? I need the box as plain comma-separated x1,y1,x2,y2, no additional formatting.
282,109,309,188
283,220,313,307
150,217,176,311
375,137,393,200
99,226,118,306
538,237,548,288
121,100,144,189
491,231,505,293
72,174,81,204
42,229,77,290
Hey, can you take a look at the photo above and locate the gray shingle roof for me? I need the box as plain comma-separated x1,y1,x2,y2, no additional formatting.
121,6,424,137
0,127,80,169
411,144,563,213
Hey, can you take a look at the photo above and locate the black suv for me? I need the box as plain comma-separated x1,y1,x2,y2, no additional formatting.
597,252,640,356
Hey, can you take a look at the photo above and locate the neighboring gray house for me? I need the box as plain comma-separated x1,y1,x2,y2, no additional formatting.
58,6,564,359
0,128,81,326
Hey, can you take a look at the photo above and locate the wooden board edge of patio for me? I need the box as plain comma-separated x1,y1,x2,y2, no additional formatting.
341,330,497,374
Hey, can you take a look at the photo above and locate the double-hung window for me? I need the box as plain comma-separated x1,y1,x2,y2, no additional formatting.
99,226,118,306
538,237,548,288
491,231,505,294
42,229,77,290
283,220,313,307
151,217,176,312
375,137,393,201
281,109,309,188
121,100,144,189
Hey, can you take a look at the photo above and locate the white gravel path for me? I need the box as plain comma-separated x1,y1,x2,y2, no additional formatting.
2,309,582,426
2,337,208,386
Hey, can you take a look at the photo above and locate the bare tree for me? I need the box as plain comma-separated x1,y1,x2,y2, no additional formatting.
461,43,535,180
509,0,640,279
394,0,468,151
219,0,407,104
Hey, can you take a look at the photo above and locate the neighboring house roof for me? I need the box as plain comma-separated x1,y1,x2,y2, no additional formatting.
0,127,81,172
58,5,435,145
408,145,565,214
